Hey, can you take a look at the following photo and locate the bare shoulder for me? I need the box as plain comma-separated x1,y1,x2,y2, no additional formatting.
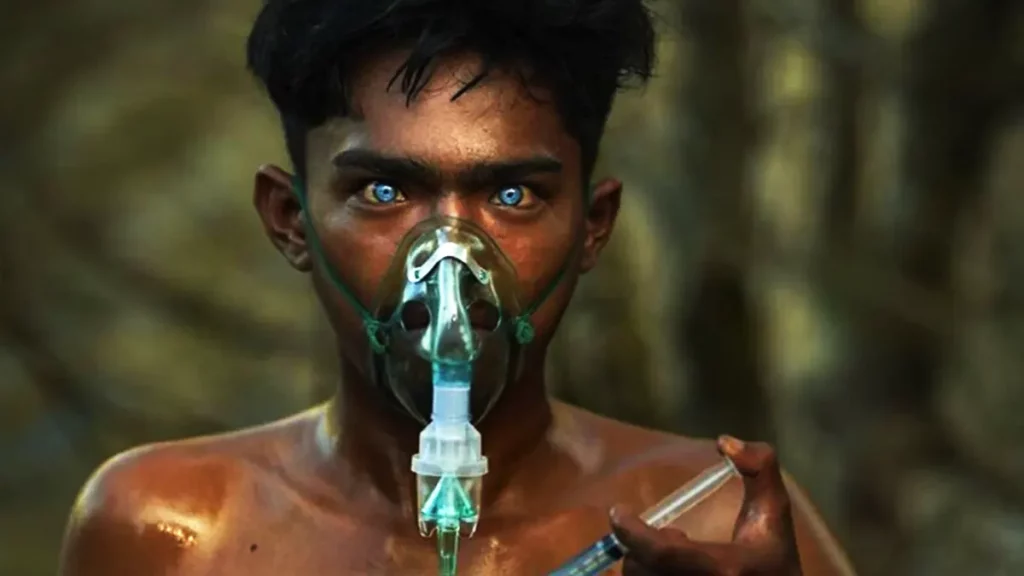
58,443,236,576
58,408,321,576
553,401,725,476
555,403,856,575
554,402,741,515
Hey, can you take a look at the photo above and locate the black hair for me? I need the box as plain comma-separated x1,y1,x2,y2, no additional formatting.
246,0,656,181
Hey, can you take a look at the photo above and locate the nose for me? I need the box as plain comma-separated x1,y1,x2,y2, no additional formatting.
433,192,471,221
427,258,475,362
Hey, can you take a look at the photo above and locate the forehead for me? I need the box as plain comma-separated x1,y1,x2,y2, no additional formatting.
305,52,580,174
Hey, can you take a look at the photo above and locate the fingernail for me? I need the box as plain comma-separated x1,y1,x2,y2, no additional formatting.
610,505,630,522
720,435,745,454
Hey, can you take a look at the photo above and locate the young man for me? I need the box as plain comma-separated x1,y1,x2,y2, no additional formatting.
59,1,855,574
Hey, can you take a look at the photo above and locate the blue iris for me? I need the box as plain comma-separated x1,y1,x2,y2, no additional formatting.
496,185,525,207
370,182,398,203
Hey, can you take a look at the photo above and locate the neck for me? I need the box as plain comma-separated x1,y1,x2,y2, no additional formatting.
318,354,556,522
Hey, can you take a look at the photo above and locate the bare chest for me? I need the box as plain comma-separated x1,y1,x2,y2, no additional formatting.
188,447,741,575
196,490,738,576
198,506,620,575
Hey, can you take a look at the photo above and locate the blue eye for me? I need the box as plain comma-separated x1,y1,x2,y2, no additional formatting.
496,185,525,207
361,181,404,204
372,183,397,202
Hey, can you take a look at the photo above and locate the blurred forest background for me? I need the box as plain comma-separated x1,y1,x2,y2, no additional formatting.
1,0,1022,574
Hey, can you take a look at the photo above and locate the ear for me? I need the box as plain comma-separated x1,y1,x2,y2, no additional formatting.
253,164,311,272
580,177,622,273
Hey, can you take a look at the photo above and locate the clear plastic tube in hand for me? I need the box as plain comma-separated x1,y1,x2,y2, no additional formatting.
548,457,740,576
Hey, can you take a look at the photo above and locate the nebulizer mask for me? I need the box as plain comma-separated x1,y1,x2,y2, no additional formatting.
373,215,536,575
292,178,572,575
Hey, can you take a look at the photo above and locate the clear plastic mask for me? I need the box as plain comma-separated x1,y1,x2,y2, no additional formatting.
370,216,525,424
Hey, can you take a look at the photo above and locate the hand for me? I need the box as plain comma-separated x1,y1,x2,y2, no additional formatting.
610,436,801,576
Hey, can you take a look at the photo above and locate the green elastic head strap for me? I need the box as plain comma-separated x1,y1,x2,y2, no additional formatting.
290,178,592,350
291,177,387,354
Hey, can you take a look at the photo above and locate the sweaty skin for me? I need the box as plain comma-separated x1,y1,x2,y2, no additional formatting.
59,53,856,575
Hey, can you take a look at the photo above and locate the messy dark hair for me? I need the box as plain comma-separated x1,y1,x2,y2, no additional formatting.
246,0,657,182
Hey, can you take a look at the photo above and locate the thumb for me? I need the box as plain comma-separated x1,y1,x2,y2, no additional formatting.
718,436,792,543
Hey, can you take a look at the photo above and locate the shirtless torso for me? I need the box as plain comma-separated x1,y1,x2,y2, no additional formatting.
59,402,854,575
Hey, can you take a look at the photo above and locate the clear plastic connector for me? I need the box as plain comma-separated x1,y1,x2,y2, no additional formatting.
415,474,483,537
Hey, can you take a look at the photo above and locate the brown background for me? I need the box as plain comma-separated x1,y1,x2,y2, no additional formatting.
1,0,1022,574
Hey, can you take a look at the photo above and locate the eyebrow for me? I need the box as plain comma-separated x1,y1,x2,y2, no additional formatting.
332,149,441,187
457,156,563,190
331,149,563,190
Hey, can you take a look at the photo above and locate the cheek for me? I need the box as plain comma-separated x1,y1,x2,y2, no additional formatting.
493,198,582,308
310,270,375,378
528,272,579,343
308,188,429,310
305,198,402,367
308,213,396,371
319,214,397,309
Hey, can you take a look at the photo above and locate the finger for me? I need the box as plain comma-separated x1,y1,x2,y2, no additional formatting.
609,506,662,555
610,508,716,570
621,557,658,576
717,436,793,544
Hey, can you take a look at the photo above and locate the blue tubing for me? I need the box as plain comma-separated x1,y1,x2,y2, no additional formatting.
548,534,625,576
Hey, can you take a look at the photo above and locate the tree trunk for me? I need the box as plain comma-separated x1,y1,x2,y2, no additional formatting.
824,1,1020,573
677,0,774,442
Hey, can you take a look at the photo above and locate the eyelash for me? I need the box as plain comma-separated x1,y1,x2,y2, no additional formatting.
348,179,550,207
354,180,405,205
